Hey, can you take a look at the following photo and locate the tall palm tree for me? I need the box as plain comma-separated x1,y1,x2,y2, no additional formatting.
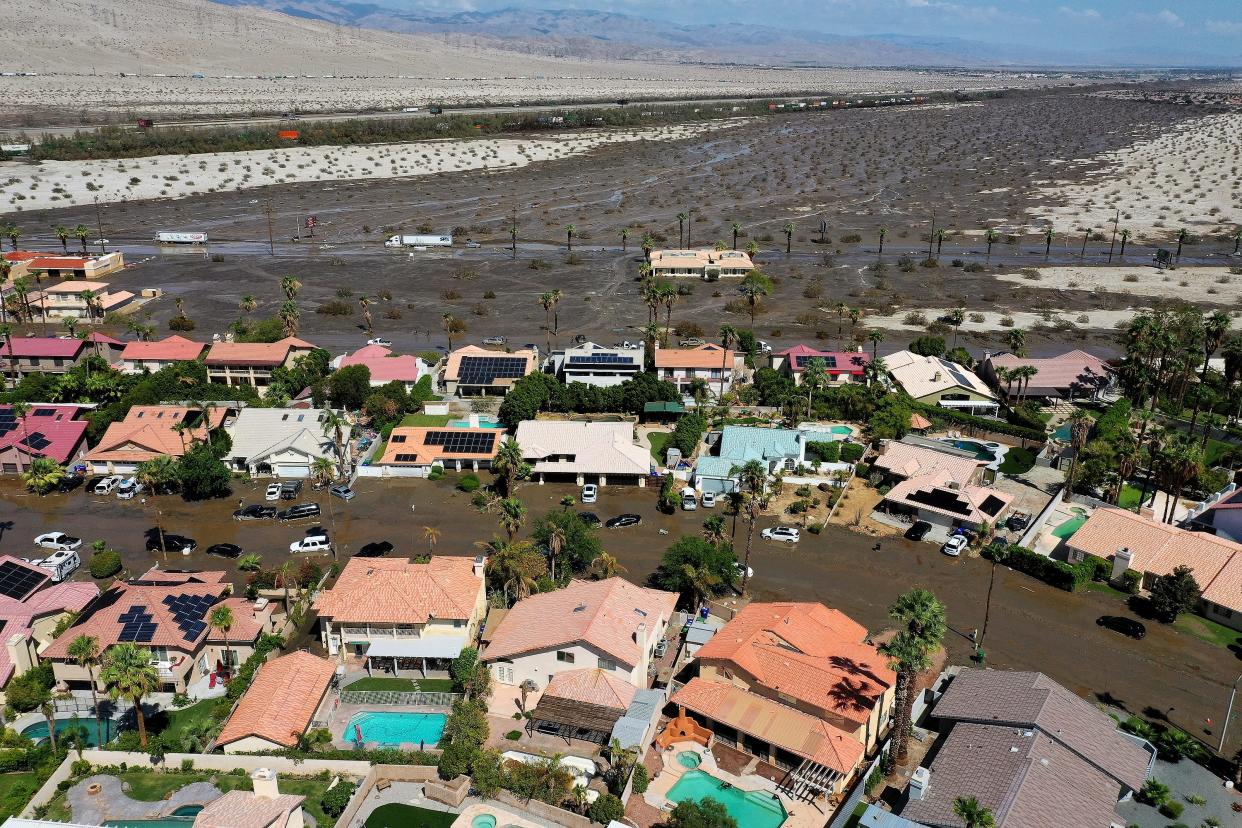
730,221,742,250
783,222,795,255
984,228,998,263
67,635,103,747
947,307,965,348
877,227,887,258
73,225,91,254
676,212,688,247
1063,410,1092,501
802,357,827,418
493,436,526,496
868,329,885,361
590,552,626,579
544,522,567,581
1118,228,1131,259
1161,434,1203,524
730,459,767,595
483,539,546,604
717,325,737,402
564,224,576,252
101,643,159,747
11,402,30,474
53,225,70,253
882,589,946,766
658,282,677,345
280,275,302,301
953,796,995,828
278,300,299,337
539,291,556,354
423,526,440,556
3,225,18,251
208,605,235,674
40,700,58,753
0,323,15,388
993,366,1013,402
1201,310,1231,384
321,410,349,477
739,272,772,326
498,497,527,542
620,227,630,252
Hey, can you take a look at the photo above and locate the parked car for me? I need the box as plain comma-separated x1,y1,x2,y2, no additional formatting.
905,520,933,541
757,340,773,353
84,476,104,493
280,480,303,500
366,337,393,347
34,532,82,552
700,491,717,508
356,541,394,558
761,526,800,543
233,505,277,521
735,561,754,579
330,484,356,501
605,514,642,528
206,543,243,559
146,534,197,553
464,240,481,248
581,484,598,504
678,338,704,347
290,534,331,554
1097,615,1146,639
680,487,698,511
93,476,121,495
265,483,282,501
482,336,507,346
115,478,142,500
56,476,84,494
941,535,969,556
278,503,321,521
1006,512,1031,532
578,512,601,527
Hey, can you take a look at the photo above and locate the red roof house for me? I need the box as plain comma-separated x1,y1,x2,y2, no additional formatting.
0,404,89,471
772,345,870,384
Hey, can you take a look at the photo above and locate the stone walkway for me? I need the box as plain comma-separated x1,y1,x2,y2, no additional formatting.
1116,757,1241,828
67,775,223,825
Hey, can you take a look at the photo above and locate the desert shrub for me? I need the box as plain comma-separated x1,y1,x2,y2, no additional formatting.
963,262,987,273
457,473,480,493
841,233,862,243
89,550,122,578
315,300,352,316
504,730,521,740
167,316,195,331
1158,801,1183,820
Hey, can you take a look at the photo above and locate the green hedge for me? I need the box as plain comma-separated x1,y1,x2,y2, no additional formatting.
983,544,1102,592
806,441,840,463
911,402,1046,442
840,442,866,463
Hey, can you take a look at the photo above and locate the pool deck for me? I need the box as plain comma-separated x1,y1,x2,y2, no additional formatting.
329,702,451,751
1032,503,1093,556
643,741,830,828
66,775,222,826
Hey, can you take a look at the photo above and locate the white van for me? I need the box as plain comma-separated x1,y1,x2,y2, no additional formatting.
24,549,81,583
680,487,698,511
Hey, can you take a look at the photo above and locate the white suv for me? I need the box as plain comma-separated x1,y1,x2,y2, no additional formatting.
93,476,121,495
581,484,598,504
761,526,801,543
290,534,331,554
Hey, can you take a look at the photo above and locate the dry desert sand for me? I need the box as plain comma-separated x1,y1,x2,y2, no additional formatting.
996,265,1242,303
0,120,743,211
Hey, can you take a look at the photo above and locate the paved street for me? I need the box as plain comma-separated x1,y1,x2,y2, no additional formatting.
2,474,1238,754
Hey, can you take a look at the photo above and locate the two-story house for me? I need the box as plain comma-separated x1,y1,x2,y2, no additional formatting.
653,343,742,398
0,334,123,387
0,404,89,474
203,337,316,395
86,404,230,475
442,345,538,396
551,342,645,388
2,250,125,280
314,556,486,675
119,335,207,374
31,281,136,321
770,345,870,386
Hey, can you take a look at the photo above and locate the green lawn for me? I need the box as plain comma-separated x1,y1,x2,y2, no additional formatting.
1117,483,1145,510
840,802,869,828
1082,580,1131,599
648,431,671,462
1204,438,1235,467
997,447,1036,475
0,772,42,822
365,803,456,828
1173,613,1242,650
269,777,336,827
153,698,217,745
400,413,453,427
345,677,456,693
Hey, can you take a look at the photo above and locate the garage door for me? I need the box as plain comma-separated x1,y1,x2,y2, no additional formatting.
111,464,137,475
276,464,309,478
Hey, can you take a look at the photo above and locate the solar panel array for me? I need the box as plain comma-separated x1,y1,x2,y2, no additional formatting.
795,354,839,369
21,432,51,451
31,408,57,417
567,353,636,366
424,430,498,455
457,356,527,386
0,560,46,600
0,410,16,437
161,593,217,641
117,605,158,643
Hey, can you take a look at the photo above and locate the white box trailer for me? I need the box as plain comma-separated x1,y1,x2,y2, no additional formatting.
155,231,208,244
385,234,452,248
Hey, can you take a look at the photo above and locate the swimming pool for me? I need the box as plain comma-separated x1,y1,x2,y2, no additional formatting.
1051,507,1089,539
677,750,703,768
22,716,119,747
450,417,502,429
1052,423,1071,441
104,805,203,828
667,769,787,828
343,711,446,747
943,439,998,461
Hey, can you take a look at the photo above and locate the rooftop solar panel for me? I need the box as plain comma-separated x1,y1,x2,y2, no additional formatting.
21,433,51,451
457,356,528,386
0,560,46,601
424,430,498,454
31,408,57,417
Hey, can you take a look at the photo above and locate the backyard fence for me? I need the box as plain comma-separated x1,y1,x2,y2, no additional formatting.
339,690,460,707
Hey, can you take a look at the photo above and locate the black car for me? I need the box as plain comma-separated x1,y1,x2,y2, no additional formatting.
146,533,197,553
356,541,394,558
206,543,243,559
280,480,304,500
905,520,933,541
1097,615,1146,639
56,476,84,494
605,514,642,529
578,512,601,527
278,503,321,521
85,476,104,492
1006,512,1031,532
233,505,277,521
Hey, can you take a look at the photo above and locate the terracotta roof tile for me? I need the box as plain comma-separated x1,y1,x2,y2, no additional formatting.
0,404,88,463
654,343,736,369
543,668,637,710
378,426,504,465
205,337,315,366
988,349,1112,393
86,405,211,462
120,335,206,362
313,556,481,625
873,442,982,486
216,651,335,748
338,345,428,383
194,789,305,828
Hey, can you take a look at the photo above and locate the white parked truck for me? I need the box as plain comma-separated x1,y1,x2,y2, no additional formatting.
155,231,208,244
385,234,452,248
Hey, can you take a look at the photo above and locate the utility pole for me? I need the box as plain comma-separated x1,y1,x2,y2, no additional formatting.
685,208,692,248
927,210,937,260
1218,671,1241,753
1107,208,1119,263
264,203,276,256
510,205,517,260
93,197,107,254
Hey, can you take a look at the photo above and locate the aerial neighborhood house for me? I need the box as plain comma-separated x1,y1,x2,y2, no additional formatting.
2,250,126,280
314,556,486,672
332,344,430,392
203,336,316,395
0,333,123,386
514,420,651,486
884,350,999,415
86,404,230,474
900,669,1153,828
442,345,538,396
194,769,307,828
695,424,805,494
527,666,645,745
482,577,677,691
871,439,986,489
770,345,870,385
1068,506,1242,631
879,468,1013,535
42,568,281,694
30,281,136,321
216,651,336,754
376,423,505,475
654,343,742,398
981,349,1114,403
119,334,207,374
225,407,344,478
0,404,89,473
0,555,97,690
649,249,755,280
1183,484,1242,542
551,341,645,387
669,602,895,799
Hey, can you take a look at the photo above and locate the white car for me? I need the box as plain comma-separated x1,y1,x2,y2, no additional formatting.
115,478,142,500
290,534,332,554
93,476,121,495
581,484,598,504
265,483,282,501
34,532,82,552
701,491,717,508
734,561,754,579
941,535,969,557
757,340,774,353
25,549,80,583
761,526,801,543
367,337,393,347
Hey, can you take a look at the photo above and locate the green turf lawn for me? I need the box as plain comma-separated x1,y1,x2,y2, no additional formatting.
1204,438,1235,467
648,431,671,461
154,698,217,745
840,802,869,828
1173,613,1242,650
345,677,456,692
1117,483,1145,509
997,446,1036,474
400,413,453,427
0,773,42,821
365,803,456,828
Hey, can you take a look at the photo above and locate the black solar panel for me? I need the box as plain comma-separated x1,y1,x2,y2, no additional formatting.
0,411,15,438
423,430,498,455
160,592,217,641
457,356,528,386
21,433,51,451
568,353,631,364
0,560,46,600
795,354,838,369
907,487,972,517
31,408,56,417
394,453,420,463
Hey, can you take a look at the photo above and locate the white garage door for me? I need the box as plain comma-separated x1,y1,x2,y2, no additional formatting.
111,464,137,475
276,464,309,478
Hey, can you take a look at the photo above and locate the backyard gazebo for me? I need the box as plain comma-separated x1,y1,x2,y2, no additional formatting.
363,636,465,679
529,669,636,745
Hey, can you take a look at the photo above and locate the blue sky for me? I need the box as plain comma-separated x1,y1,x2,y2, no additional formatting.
401,0,1242,62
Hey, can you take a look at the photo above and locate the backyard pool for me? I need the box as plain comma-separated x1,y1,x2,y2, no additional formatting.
104,805,203,827
22,716,120,747
677,750,703,768
450,417,502,429
667,769,787,828
940,438,1008,470
1051,507,1089,539
1052,423,1071,441
343,711,446,747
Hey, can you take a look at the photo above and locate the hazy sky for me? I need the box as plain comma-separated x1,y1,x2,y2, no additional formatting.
399,0,1242,60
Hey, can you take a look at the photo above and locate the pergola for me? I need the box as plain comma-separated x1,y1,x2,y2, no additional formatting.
363,636,465,678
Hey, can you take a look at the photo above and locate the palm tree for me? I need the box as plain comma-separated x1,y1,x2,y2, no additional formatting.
983,228,999,263
277,300,299,337
882,589,946,765
953,796,995,828
136,455,177,496
676,212,688,247
1201,310,1231,384
539,291,556,354
237,553,262,571
590,552,626,579
101,643,159,747
519,678,539,714
1062,411,1092,500
731,459,767,594
802,357,827,418
359,297,373,339
311,456,335,489
498,497,527,541
10,402,30,474
783,221,795,255
745,240,760,258
1175,227,1187,261
483,539,546,604
868,329,885,361
1003,328,1027,357
53,226,69,253
208,604,235,674
1043,226,1055,259
280,275,302,301
1118,228,1131,259
73,225,91,254
681,563,721,609
717,325,737,402
739,272,772,326
701,515,727,545
730,221,742,250
565,224,576,251
40,700,58,752
621,227,630,251
493,436,526,496
658,282,677,345
545,522,567,580
1161,434,1203,523
22,457,65,495
947,307,966,348
321,410,349,477
3,225,17,251
877,227,887,258
67,635,103,747
442,313,466,351
423,525,440,556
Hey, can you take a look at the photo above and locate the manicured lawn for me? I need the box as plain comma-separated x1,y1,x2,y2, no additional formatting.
0,772,42,821
269,777,336,827
116,770,252,802
400,413,453,427
154,698,217,745
365,803,456,828
1204,438,1235,467
416,678,455,692
997,447,1035,474
1082,580,1130,599
1117,483,1145,510
345,677,456,693
1173,613,1242,650
648,431,671,462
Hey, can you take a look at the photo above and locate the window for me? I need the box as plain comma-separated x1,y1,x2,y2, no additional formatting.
453,619,465,628
556,651,575,664
597,657,617,671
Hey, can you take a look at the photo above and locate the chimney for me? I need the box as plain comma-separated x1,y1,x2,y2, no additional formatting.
635,622,647,654
933,370,943,382
908,766,930,801
1111,547,1133,582
6,633,33,679
251,768,280,800
473,554,485,579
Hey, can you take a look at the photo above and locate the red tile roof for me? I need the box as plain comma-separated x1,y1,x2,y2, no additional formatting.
338,344,426,383
86,405,213,463
0,557,97,684
0,338,88,359
205,337,315,366
987,349,1111,393
4,251,110,269
654,343,736,369
0,404,88,463
776,345,871,375
217,651,335,748
695,602,893,724
120,335,206,363
313,556,482,625
543,668,637,710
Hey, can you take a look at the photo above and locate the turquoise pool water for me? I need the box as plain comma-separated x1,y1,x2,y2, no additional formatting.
667,770,787,828
1052,424,1071,441
677,750,703,768
343,711,447,746
105,806,203,828
826,425,853,436
450,417,502,429
944,439,998,461
22,717,119,747
1051,507,1089,539
471,816,498,828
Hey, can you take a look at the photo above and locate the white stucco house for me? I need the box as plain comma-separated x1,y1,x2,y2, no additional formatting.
225,407,347,478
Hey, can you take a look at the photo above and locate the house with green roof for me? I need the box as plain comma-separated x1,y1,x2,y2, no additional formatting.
694,425,805,494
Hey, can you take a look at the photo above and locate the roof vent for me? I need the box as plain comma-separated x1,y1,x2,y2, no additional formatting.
634,608,648,617
1039,758,1049,766
573,604,588,613
1009,746,1019,753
